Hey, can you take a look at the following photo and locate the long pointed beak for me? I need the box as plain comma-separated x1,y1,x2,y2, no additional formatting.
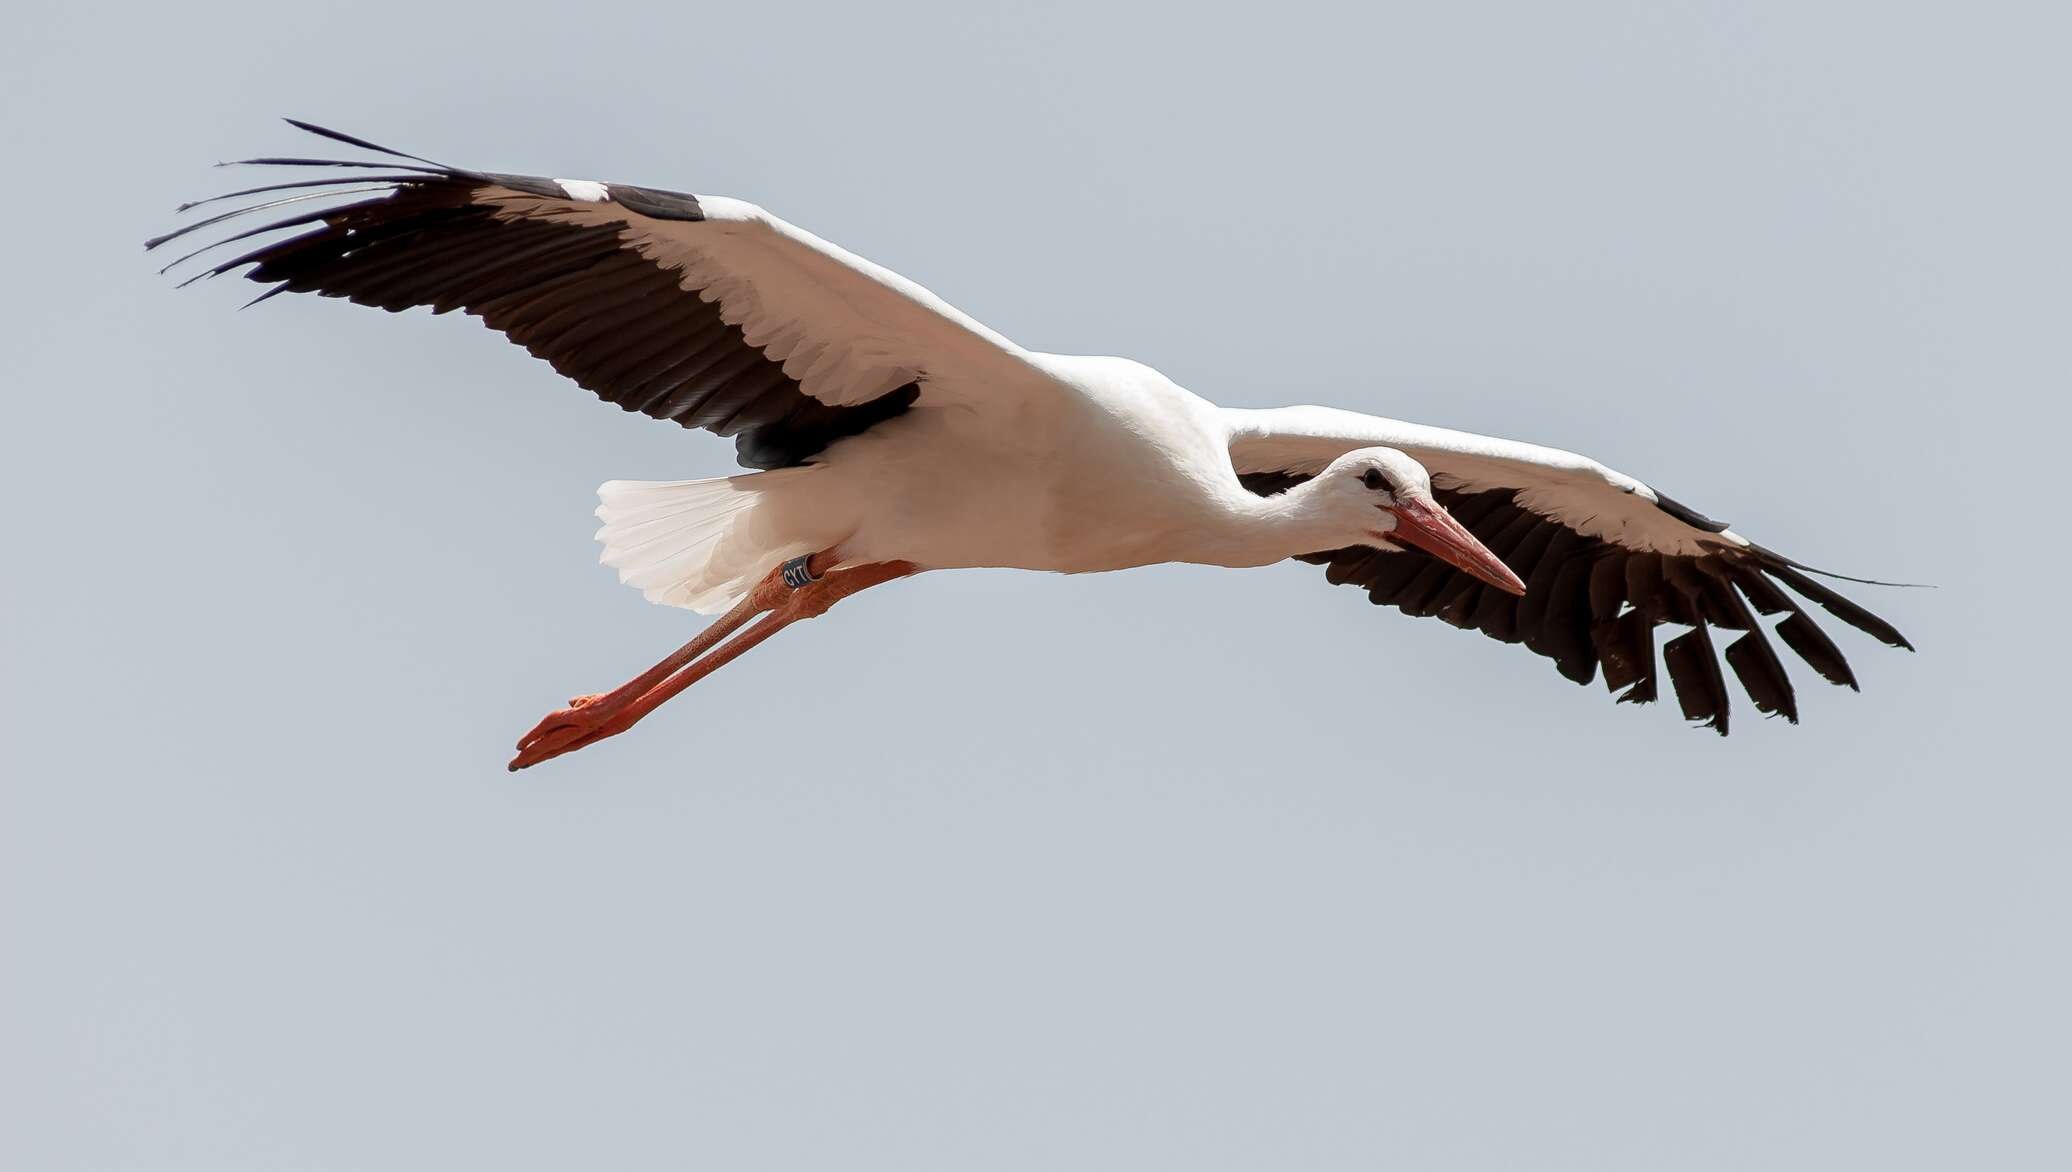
1386,497,1528,596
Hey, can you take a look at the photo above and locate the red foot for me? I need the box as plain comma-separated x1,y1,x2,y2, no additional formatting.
510,700,624,771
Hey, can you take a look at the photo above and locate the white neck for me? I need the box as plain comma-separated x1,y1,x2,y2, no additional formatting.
1189,477,1363,568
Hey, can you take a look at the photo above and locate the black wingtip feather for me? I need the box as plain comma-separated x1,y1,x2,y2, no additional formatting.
239,284,290,309
282,118,448,168
172,174,427,216
219,156,450,174
1764,562,1915,651
1774,612,1860,691
1663,623,1730,735
146,185,399,256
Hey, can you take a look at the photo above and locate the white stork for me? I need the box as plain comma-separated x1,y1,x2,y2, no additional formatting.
150,122,1913,769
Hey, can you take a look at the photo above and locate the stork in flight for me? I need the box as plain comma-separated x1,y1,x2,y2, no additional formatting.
149,122,1913,769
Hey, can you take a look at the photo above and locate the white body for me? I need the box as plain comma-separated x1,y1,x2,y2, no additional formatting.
153,124,1911,735
826,354,1306,572
600,355,1314,610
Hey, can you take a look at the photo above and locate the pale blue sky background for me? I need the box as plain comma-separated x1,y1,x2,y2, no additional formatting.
4,1,2068,1168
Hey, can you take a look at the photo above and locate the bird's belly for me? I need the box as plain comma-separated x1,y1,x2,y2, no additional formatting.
892,505,1179,574
845,462,1173,574
828,395,1231,575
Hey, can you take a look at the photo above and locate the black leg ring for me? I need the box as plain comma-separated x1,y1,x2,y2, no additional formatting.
780,555,822,590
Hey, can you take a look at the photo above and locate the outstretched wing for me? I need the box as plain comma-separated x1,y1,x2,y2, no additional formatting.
149,120,1039,469
1226,405,1913,734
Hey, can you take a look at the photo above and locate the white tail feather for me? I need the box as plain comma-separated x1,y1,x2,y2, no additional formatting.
595,472,822,613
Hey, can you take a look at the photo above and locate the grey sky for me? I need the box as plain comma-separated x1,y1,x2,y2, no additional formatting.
5,1,2067,1168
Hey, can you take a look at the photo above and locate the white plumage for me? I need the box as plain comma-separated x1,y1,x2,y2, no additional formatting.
150,121,1913,765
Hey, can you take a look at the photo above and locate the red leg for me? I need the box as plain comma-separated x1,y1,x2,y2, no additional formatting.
511,555,815,754
509,555,917,771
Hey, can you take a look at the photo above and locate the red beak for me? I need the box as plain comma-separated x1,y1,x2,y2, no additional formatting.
1385,497,1528,596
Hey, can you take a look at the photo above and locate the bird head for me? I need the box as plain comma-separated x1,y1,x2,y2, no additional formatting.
1312,448,1527,595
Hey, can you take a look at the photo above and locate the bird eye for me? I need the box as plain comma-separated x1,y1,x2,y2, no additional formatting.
1360,468,1390,492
